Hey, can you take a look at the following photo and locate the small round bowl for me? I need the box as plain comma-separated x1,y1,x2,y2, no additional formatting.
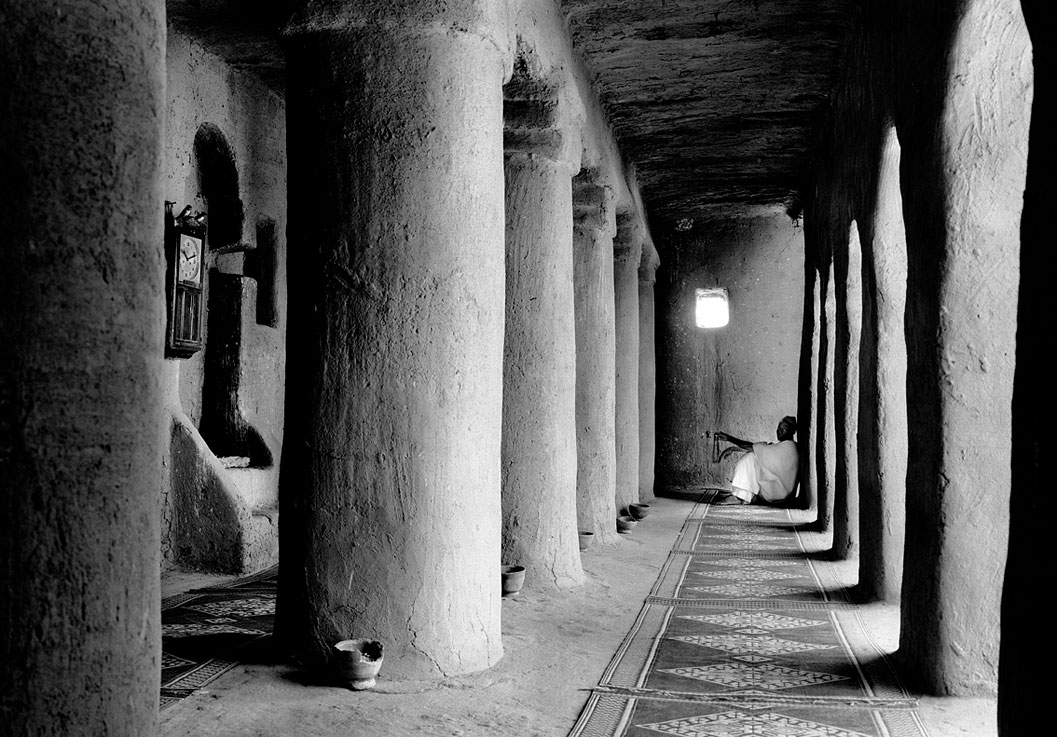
334,639,384,690
616,515,637,534
501,564,526,596
629,503,651,520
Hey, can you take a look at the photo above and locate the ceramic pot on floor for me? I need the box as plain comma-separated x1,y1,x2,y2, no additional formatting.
629,503,651,520
578,531,595,551
616,515,637,534
334,639,384,690
501,565,526,596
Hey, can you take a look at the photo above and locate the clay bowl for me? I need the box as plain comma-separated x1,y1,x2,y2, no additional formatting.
629,503,651,520
334,639,384,690
578,531,595,552
616,515,637,534
501,565,526,596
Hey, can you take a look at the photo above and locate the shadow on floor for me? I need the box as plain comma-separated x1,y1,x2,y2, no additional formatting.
161,567,279,707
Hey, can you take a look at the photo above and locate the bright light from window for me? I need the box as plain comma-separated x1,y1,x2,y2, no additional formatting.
695,287,729,328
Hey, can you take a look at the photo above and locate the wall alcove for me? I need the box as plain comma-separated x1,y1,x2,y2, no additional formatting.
191,123,268,467
193,122,245,250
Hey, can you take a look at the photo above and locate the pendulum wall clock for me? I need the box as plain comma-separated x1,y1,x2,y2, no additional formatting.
164,202,206,358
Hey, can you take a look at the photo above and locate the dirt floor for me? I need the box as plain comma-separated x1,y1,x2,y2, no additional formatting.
159,495,996,737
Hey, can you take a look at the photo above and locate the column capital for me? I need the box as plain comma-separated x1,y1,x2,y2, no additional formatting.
614,211,646,264
503,134,579,172
639,241,661,284
573,176,617,238
504,55,581,169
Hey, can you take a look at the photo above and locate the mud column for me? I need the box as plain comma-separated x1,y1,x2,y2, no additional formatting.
897,0,1030,693
638,245,660,501
797,260,822,515
279,2,509,678
858,125,908,602
1000,1,1049,731
814,263,838,532
501,138,583,589
0,2,166,734
832,224,863,560
572,176,619,543
613,216,643,514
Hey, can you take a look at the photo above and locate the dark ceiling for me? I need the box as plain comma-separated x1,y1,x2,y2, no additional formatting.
560,0,852,226
168,0,853,229
166,1,288,90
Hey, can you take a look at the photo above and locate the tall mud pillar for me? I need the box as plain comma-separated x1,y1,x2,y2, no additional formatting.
1000,1,1049,731
637,245,660,501
858,124,908,602
279,1,510,679
798,261,821,515
897,0,1030,694
500,85,583,588
814,262,837,532
833,223,863,560
572,176,619,543
0,1,166,734
613,215,643,514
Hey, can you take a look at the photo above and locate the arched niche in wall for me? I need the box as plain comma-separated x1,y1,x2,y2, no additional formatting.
193,123,245,250
193,123,270,467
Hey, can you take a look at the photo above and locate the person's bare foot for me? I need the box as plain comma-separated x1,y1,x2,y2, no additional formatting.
713,495,746,506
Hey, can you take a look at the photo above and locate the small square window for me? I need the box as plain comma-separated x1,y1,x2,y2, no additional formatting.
695,287,729,328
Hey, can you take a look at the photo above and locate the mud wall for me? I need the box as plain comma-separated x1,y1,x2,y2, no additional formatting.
656,214,804,489
160,29,287,571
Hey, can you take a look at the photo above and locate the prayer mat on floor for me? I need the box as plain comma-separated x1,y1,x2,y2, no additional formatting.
160,566,277,708
568,493,927,737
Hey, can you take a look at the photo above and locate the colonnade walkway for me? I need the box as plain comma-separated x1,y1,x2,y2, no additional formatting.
158,494,994,737
570,492,924,737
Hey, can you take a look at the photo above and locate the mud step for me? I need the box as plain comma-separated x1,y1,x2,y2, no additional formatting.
226,466,276,510
244,506,279,572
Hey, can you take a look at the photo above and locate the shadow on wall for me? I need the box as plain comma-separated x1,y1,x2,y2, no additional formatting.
200,273,274,468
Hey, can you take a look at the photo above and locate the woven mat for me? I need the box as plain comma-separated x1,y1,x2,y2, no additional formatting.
160,567,277,708
568,493,927,737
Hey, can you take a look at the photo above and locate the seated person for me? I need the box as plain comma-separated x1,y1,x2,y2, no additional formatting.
714,416,799,505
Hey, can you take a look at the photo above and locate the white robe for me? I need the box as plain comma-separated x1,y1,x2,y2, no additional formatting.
730,440,799,503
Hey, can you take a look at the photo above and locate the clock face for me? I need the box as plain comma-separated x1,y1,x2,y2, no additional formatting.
178,235,202,285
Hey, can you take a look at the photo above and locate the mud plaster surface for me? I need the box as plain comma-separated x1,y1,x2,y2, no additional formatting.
160,497,995,737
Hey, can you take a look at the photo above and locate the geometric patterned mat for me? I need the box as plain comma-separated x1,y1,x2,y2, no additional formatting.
160,567,277,709
568,491,929,737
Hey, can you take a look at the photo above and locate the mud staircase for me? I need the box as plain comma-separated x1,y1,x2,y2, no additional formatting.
219,456,279,572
